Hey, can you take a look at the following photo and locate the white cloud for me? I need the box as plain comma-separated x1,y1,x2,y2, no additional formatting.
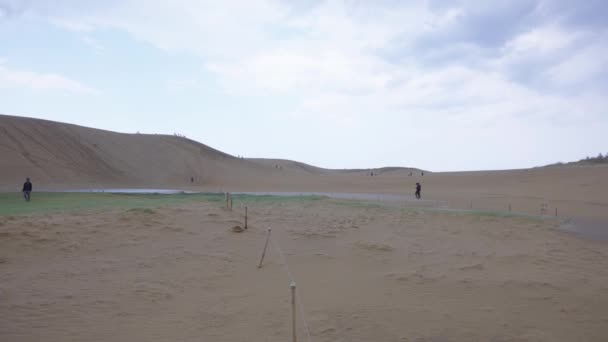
59,1,603,133
52,0,289,58
547,42,608,86
0,61,98,94
166,78,199,92
81,36,104,52
50,17,95,32
504,25,581,54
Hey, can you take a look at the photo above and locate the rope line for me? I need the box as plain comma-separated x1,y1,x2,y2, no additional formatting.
296,290,313,342
270,234,295,282
270,231,313,342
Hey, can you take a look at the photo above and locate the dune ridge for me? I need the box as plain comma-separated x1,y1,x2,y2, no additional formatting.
0,114,416,191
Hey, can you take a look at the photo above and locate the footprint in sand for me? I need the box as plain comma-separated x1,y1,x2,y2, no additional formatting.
458,263,484,271
355,241,393,252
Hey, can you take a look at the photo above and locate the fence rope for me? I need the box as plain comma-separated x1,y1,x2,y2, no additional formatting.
270,231,313,342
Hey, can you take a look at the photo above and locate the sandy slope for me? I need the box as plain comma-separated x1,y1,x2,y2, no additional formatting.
0,114,278,190
1,199,607,341
1,114,607,221
0,115,413,191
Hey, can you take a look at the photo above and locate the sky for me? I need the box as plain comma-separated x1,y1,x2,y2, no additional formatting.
0,0,606,171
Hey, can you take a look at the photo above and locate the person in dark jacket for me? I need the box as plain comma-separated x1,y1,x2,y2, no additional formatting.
22,178,32,202
415,182,421,199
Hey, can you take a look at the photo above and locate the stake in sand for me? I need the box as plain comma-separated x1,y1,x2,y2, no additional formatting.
257,228,272,268
291,281,297,342
541,202,548,216
224,192,233,210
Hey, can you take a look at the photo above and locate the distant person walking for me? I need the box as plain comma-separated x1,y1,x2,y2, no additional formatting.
22,177,32,202
415,182,421,199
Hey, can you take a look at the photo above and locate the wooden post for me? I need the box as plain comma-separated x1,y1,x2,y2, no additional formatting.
257,228,272,268
244,206,248,229
508,203,511,212
225,192,229,209
555,208,558,217
229,196,233,211
291,281,297,342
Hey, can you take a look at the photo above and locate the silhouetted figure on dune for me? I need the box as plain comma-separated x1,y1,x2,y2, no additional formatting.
22,177,32,202
415,182,421,199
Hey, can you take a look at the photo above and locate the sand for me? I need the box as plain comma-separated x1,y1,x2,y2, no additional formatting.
2,114,608,341
1,198,608,341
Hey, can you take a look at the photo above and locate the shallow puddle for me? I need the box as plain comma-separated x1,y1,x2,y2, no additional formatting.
559,218,608,240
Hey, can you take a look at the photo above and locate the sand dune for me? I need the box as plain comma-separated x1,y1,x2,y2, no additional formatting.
1,114,608,220
0,114,276,190
0,115,412,191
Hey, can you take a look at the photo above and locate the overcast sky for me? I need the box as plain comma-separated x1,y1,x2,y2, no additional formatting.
0,0,606,171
